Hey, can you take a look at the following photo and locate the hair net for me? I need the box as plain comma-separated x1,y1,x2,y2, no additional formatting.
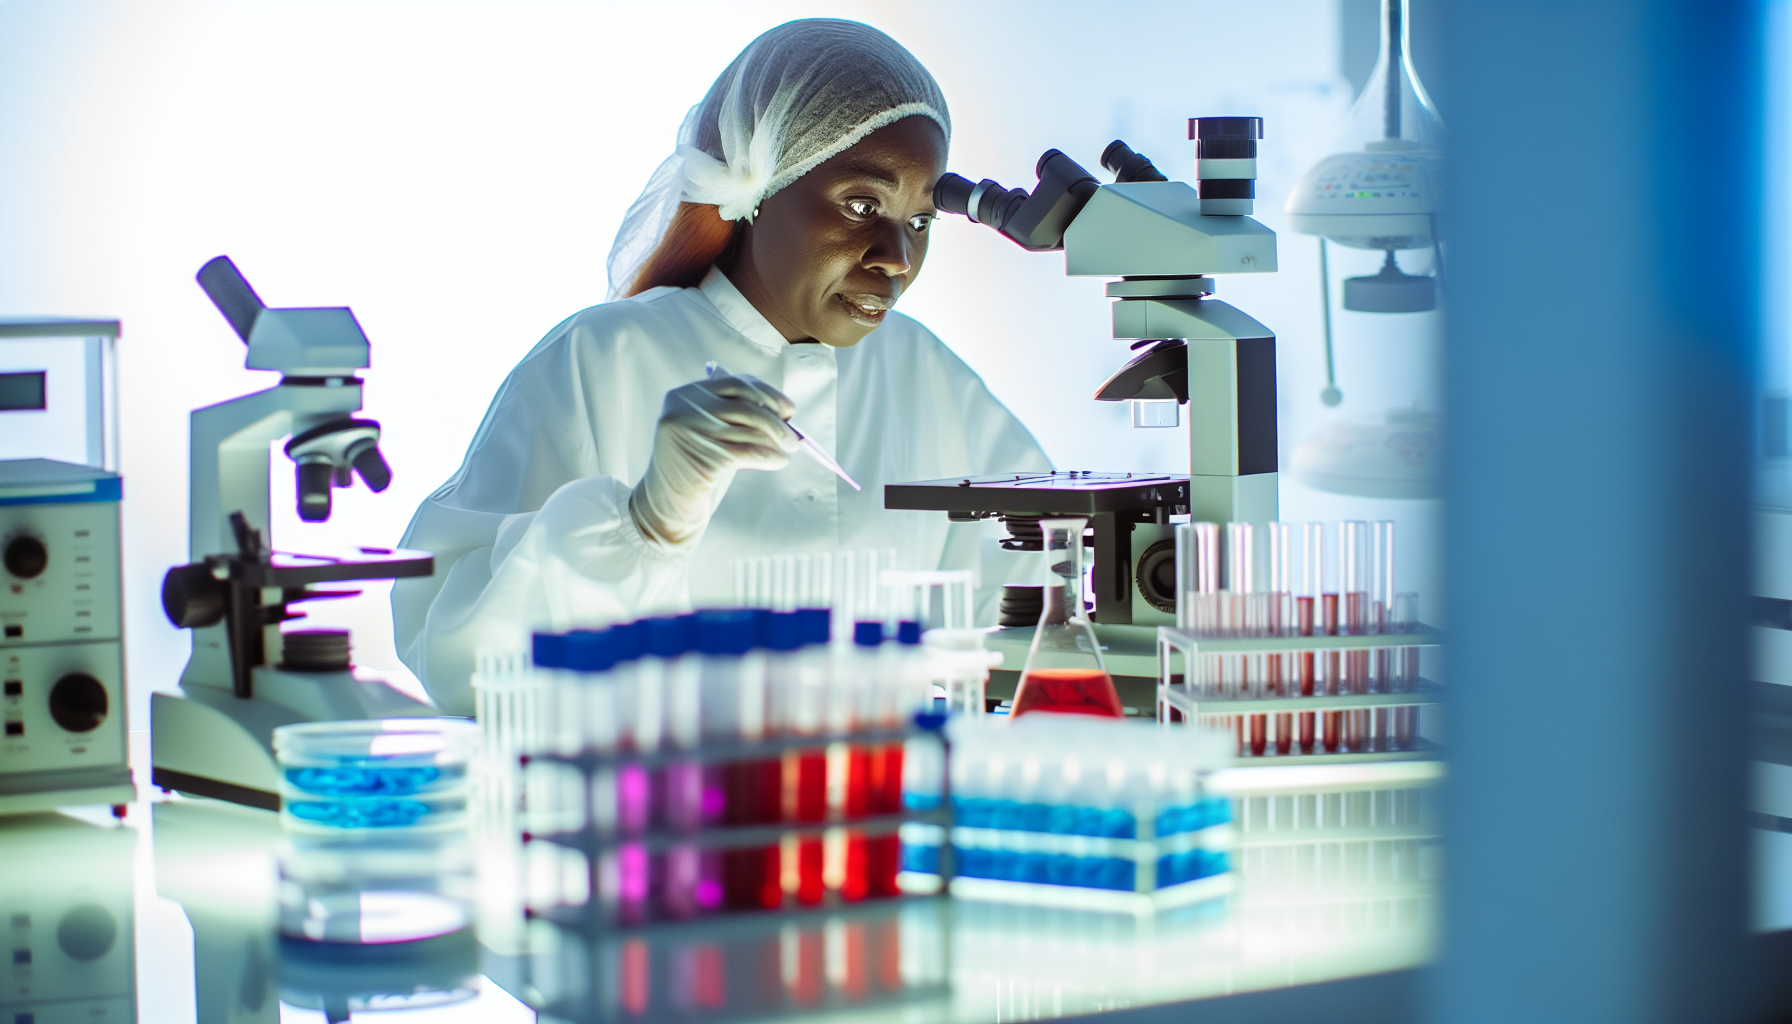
605,19,951,300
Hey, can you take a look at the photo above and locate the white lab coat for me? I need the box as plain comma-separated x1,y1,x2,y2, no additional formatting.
394,267,1051,713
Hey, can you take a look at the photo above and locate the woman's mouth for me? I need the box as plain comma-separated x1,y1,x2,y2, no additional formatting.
836,292,891,327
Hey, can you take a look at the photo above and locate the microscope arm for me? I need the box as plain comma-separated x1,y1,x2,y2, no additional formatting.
189,384,367,561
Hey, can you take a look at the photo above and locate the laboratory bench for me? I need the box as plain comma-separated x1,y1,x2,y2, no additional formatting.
0,730,1445,1023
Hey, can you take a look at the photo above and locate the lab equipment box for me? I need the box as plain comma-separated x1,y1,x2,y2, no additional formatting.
0,318,119,471
0,460,132,814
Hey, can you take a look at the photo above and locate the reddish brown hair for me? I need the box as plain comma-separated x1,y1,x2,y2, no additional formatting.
627,202,740,296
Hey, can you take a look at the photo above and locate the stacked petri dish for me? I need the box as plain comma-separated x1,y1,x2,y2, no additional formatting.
273,718,479,945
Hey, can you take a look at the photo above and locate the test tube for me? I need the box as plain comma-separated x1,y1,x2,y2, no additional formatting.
1393,593,1421,750
1370,521,1396,750
1298,523,1322,754
1223,521,1254,638
1175,523,1194,631
1179,523,1222,707
1184,522,1221,633
1341,522,1371,752
1223,522,1259,753
840,622,885,902
1321,525,1343,753
697,610,780,912
1267,523,1294,755
868,621,922,897
647,615,703,919
786,609,831,905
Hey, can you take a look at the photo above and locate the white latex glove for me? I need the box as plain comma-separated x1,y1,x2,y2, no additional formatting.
629,372,800,549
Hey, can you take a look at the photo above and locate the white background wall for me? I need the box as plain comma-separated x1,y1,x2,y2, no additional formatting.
0,0,1443,728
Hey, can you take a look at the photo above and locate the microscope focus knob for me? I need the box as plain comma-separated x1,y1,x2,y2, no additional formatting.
4,535,47,579
162,563,228,629
49,673,108,733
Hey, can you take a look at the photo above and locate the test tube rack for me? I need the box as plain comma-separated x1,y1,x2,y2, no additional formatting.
898,716,1236,916
520,720,955,932
899,790,1235,916
1156,625,1445,763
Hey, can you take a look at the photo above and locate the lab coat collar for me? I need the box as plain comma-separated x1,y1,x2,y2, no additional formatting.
699,266,788,356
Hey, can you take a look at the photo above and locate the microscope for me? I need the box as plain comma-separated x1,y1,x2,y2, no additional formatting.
886,118,1279,637
151,257,435,811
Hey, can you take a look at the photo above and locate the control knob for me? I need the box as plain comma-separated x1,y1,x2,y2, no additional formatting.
49,673,107,733
4,535,47,579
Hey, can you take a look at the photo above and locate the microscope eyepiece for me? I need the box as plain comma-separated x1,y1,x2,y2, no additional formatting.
1101,140,1168,184
934,172,975,217
933,151,1098,251
934,172,1028,229
197,256,267,344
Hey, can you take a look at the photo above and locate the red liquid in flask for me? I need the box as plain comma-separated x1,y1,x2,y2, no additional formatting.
1009,668,1125,718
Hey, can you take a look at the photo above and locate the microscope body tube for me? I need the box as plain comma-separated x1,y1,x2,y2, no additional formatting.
934,127,1280,538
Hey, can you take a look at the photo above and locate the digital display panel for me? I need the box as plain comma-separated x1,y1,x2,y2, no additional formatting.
0,372,46,411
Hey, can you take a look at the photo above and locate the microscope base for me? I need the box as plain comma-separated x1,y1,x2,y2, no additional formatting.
151,666,435,811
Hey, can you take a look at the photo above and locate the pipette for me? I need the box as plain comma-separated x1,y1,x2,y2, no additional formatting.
705,361,862,491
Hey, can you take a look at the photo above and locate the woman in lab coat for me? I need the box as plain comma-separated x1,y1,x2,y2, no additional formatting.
393,19,1049,714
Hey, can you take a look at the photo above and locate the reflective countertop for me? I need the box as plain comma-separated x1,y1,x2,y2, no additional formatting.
0,732,1439,1023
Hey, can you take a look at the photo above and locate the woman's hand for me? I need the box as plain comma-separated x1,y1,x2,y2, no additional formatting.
629,372,800,549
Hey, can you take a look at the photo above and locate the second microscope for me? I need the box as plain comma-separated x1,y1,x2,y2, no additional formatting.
152,257,435,810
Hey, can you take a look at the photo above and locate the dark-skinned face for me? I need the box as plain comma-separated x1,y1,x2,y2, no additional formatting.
720,115,947,347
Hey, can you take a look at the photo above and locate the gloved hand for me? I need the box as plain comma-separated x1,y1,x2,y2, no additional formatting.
629,372,800,549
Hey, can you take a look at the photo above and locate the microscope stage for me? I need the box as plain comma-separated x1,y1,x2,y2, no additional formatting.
233,546,434,587
885,471,1190,517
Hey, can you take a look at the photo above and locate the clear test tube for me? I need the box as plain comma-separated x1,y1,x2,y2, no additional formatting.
1221,523,1253,753
1181,523,1222,702
1370,521,1396,750
1340,521,1371,752
1267,523,1294,755
1223,521,1254,638
1175,523,1194,631
1298,523,1323,754
1187,522,1221,633
1393,592,1422,750
1225,522,1264,754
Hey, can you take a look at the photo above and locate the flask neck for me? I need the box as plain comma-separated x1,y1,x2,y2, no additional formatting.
1047,520,1090,623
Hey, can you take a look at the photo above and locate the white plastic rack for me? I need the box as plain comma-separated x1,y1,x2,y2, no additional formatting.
1156,625,1446,764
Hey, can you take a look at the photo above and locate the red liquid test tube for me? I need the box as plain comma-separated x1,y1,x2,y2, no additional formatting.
1322,592,1342,752
792,748,827,905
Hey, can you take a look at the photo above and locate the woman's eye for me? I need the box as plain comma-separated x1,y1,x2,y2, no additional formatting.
909,214,933,233
847,199,877,217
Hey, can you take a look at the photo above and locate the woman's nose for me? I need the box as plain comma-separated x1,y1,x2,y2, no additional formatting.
861,220,914,278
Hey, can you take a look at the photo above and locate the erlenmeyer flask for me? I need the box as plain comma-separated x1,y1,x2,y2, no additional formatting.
1011,518,1124,718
